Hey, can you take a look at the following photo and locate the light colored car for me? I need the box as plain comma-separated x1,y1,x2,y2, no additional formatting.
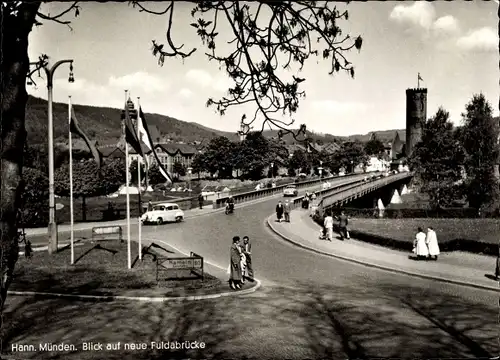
283,185,298,197
141,203,184,225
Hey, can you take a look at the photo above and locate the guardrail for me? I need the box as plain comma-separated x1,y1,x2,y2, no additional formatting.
317,172,413,216
211,172,382,209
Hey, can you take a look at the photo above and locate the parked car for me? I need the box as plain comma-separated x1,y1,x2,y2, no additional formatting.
141,203,184,225
283,184,298,197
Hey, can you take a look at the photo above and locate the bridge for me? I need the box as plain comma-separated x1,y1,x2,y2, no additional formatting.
17,171,498,359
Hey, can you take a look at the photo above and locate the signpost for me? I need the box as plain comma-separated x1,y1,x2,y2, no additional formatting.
156,252,204,281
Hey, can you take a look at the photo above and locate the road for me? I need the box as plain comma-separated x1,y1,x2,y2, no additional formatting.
3,180,499,359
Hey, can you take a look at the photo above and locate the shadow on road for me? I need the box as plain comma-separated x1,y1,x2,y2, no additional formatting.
1,273,498,359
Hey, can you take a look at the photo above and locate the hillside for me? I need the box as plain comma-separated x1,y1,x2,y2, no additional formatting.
25,96,239,145
346,129,406,143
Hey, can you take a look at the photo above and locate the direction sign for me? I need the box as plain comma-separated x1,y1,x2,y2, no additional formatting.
55,203,64,210
159,257,202,270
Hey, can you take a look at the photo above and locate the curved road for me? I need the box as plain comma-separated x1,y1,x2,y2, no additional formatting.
6,181,499,360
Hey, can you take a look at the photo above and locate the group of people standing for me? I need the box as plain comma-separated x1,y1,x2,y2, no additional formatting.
228,236,254,290
275,200,291,222
321,210,350,241
413,227,440,260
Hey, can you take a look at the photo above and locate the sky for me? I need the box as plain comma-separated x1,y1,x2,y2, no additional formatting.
28,1,499,136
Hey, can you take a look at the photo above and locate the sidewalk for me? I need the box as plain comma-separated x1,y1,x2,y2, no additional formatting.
268,209,500,292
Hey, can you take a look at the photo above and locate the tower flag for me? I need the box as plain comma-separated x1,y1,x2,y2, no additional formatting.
417,73,423,88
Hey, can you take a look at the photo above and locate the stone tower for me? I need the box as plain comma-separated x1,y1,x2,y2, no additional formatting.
405,88,427,157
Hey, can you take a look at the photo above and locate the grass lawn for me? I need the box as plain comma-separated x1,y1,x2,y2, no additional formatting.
11,239,225,297
351,218,499,246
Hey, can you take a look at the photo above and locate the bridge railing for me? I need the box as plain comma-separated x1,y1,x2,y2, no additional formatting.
317,172,413,215
211,172,382,209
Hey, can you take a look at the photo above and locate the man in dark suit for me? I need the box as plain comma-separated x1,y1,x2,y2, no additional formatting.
338,211,350,240
276,201,284,222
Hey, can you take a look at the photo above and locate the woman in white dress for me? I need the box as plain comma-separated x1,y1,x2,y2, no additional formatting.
413,227,429,260
426,227,440,261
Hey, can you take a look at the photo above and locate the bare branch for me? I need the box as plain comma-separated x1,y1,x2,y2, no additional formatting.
36,1,80,31
140,0,362,140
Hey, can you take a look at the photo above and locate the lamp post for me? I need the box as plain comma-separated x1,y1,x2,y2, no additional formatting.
29,58,74,254
187,167,193,192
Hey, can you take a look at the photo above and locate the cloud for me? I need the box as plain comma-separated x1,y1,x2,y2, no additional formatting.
108,71,168,93
179,88,194,98
185,69,213,88
389,2,436,29
456,27,498,52
432,15,459,34
185,68,233,92
310,100,367,113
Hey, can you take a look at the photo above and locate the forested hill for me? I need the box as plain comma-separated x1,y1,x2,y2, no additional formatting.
25,96,238,145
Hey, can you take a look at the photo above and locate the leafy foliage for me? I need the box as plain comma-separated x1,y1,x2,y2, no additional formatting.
409,108,465,209
328,141,368,173
139,1,363,138
287,149,310,175
54,158,124,198
173,162,186,177
195,136,236,177
459,94,499,211
129,159,146,185
364,135,386,157
19,167,49,228
148,163,165,185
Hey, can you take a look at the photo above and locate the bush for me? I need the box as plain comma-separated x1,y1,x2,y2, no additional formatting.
20,167,49,228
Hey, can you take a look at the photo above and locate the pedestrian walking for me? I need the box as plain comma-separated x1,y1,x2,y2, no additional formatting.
276,201,284,222
324,212,334,241
198,193,204,209
228,236,243,290
413,227,429,260
284,200,291,222
425,227,440,260
24,239,33,259
242,236,254,281
147,200,153,212
337,211,350,240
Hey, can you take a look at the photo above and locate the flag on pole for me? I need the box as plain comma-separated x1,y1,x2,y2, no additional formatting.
138,107,173,183
70,106,103,168
122,100,144,157
418,73,423,82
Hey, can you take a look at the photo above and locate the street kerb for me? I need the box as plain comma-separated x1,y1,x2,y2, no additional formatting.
9,237,262,302
266,214,500,293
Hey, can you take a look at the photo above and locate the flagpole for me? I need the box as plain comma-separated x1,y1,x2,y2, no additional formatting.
136,97,142,260
68,96,75,265
417,73,420,89
125,90,131,269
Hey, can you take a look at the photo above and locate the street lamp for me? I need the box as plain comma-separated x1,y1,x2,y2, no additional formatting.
187,167,193,192
28,58,74,254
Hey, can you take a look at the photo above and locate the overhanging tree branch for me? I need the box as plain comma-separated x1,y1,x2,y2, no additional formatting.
133,0,363,141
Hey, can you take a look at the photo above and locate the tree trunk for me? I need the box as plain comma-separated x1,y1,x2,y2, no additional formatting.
0,3,41,325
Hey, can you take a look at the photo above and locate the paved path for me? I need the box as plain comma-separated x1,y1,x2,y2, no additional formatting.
4,177,499,359
268,209,500,292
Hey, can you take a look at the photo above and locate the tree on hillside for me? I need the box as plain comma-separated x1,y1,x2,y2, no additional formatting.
331,141,368,173
129,159,146,186
1,0,363,329
148,163,166,185
364,135,385,157
234,132,273,180
459,94,499,212
173,161,186,178
408,108,465,209
54,159,124,221
190,153,206,179
197,136,236,178
287,149,310,175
